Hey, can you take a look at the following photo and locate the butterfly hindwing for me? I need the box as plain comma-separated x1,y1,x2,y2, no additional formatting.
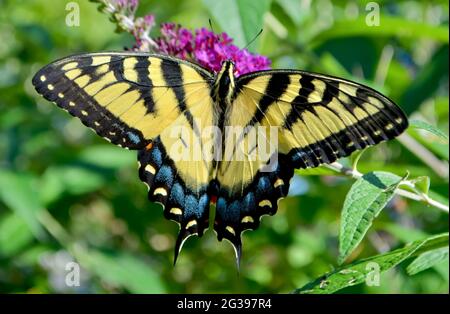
214,70,408,256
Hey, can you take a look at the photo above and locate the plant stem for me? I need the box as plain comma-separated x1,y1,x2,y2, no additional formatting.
324,162,449,213
398,133,449,179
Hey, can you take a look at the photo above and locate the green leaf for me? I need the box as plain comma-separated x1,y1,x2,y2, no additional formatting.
294,233,448,294
0,170,45,239
275,0,303,25
15,245,53,266
310,16,449,48
407,247,449,276
295,165,339,176
78,145,136,169
380,223,429,243
410,176,430,195
79,250,167,293
0,213,35,257
41,165,106,196
409,119,449,142
202,0,272,50
338,171,403,264
350,149,367,172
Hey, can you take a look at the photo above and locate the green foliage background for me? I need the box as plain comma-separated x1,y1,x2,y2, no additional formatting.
0,0,448,293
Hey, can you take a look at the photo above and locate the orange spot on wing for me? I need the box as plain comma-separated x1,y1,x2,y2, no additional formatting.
145,142,153,150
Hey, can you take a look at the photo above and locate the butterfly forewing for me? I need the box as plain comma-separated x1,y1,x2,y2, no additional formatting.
213,70,408,254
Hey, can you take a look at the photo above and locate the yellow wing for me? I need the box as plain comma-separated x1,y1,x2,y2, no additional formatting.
32,52,217,261
214,70,408,256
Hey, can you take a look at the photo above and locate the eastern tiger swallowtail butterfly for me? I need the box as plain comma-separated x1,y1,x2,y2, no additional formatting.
32,52,408,266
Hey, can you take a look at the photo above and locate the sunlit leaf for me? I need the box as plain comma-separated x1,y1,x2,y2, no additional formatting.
410,176,430,195
409,119,449,142
338,171,403,264
407,247,449,275
295,233,449,294
295,165,339,176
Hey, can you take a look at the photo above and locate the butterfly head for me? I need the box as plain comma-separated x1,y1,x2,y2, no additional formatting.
215,60,236,107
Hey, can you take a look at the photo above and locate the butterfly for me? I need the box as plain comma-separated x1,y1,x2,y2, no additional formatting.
32,52,408,266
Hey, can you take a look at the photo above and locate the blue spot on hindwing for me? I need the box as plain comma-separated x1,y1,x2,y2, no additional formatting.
169,183,184,205
227,201,241,223
198,194,209,212
243,192,256,214
184,195,198,218
154,165,174,187
256,176,271,197
216,197,227,215
150,147,163,167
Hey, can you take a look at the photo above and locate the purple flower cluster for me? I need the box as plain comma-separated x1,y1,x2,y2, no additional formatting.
95,0,271,75
156,24,271,75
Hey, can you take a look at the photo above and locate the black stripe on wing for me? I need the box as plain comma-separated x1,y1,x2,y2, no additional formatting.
32,54,150,149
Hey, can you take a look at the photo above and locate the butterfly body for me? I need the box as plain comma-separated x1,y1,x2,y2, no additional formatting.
32,52,408,265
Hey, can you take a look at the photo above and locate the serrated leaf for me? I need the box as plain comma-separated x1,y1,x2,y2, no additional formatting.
409,119,449,142
407,247,449,276
202,0,271,50
294,233,448,294
338,171,403,264
0,170,45,239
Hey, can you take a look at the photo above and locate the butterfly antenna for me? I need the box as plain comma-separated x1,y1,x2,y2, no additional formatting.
244,28,263,50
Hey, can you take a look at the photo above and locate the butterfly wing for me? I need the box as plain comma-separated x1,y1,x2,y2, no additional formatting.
214,70,408,258
32,52,217,260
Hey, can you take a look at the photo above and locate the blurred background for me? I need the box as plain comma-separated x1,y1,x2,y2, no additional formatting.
0,0,448,293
